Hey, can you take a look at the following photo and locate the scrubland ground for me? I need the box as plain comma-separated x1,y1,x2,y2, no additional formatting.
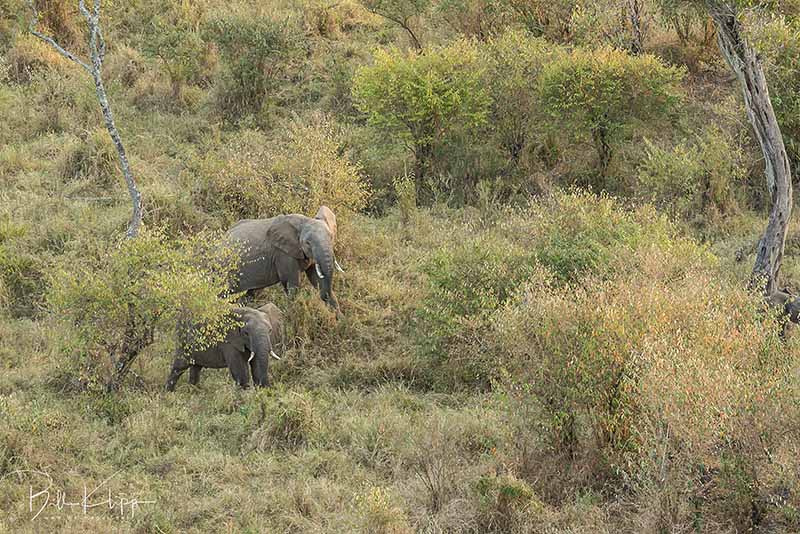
1,0,800,532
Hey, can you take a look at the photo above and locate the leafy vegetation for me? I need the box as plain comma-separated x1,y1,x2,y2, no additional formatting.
1,0,800,532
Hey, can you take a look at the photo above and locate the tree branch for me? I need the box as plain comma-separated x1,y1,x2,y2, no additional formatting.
27,1,91,73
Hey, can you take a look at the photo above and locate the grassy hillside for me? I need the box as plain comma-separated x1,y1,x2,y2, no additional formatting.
1,0,800,532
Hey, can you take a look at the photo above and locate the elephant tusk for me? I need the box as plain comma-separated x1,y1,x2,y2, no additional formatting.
271,351,281,361
248,351,255,362
335,260,345,273
315,263,325,279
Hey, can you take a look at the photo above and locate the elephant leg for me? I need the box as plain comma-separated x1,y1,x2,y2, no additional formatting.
276,256,302,297
223,346,250,389
166,358,191,391
304,265,320,289
188,365,202,386
249,352,270,388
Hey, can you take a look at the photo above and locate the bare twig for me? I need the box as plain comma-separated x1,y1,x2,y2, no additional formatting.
27,1,91,72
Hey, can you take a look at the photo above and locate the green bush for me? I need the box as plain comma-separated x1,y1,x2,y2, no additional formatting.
206,11,296,120
538,47,684,184
637,127,745,225
194,114,370,225
352,40,490,200
750,15,800,169
416,233,549,388
527,191,690,284
47,229,239,391
141,7,215,103
481,30,563,180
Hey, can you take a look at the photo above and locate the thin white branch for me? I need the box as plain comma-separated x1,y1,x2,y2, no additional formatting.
27,1,91,73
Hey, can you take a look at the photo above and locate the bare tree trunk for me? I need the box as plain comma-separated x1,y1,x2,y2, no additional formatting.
707,2,792,296
627,0,646,55
28,0,142,238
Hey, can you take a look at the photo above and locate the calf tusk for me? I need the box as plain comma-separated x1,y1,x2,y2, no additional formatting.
271,351,281,361
335,260,345,273
248,351,254,362
315,263,325,279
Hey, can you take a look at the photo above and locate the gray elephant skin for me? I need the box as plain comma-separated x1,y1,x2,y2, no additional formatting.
226,206,341,309
166,303,284,391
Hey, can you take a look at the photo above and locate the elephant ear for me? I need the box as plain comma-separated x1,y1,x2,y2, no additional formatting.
227,309,248,352
258,302,285,351
266,216,305,260
314,206,337,241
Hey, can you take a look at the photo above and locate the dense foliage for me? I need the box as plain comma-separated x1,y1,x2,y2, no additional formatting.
1,0,800,532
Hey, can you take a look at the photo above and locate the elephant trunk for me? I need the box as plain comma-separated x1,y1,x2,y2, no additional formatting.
310,237,337,309
247,322,272,387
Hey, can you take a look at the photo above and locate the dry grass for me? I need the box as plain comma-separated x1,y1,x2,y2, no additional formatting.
0,2,799,532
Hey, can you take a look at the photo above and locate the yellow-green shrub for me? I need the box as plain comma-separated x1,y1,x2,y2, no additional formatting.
352,40,490,198
475,473,547,531
205,9,297,120
493,242,798,526
414,191,695,389
538,47,684,182
637,127,745,225
246,386,322,450
194,114,370,225
354,486,412,534
481,30,563,175
47,229,239,391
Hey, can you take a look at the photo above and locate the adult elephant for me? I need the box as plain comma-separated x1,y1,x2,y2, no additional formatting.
165,304,282,391
226,206,343,310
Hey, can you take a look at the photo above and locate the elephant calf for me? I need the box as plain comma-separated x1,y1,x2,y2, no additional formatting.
166,303,284,391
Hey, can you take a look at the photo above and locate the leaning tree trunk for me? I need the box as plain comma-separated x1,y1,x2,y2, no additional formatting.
707,1,793,296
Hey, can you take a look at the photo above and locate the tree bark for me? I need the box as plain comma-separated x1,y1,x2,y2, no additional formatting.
707,1,793,295
627,0,646,55
28,0,142,238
